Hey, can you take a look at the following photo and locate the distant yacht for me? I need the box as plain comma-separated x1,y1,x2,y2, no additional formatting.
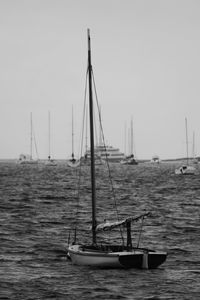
84,144,125,163
121,154,138,165
175,118,196,175
18,153,38,165
18,113,39,165
151,155,160,164
67,106,80,168
120,118,138,165
45,111,57,166
81,151,103,166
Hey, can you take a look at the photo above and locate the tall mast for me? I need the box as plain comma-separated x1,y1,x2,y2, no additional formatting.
88,29,97,244
124,122,127,155
98,106,102,146
30,112,33,160
85,106,88,153
130,117,133,155
185,117,189,165
72,106,74,159
85,104,88,153
48,111,51,160
192,131,195,159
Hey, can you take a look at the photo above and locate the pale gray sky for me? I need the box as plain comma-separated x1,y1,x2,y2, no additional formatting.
1,0,200,159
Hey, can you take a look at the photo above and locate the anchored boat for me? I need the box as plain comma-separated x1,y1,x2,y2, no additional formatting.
67,29,167,269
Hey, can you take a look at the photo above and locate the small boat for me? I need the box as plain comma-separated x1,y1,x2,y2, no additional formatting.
175,165,196,175
151,155,160,164
46,111,57,166
67,106,80,168
18,153,38,165
121,154,138,165
91,144,125,163
121,118,138,165
175,118,196,175
80,153,103,166
18,113,39,165
67,30,167,269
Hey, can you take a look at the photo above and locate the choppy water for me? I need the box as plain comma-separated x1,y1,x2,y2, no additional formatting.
0,161,200,299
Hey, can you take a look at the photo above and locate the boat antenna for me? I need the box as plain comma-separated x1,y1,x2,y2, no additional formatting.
88,29,97,244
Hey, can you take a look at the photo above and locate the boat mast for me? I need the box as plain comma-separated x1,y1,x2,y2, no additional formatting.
185,117,189,165
124,122,127,155
130,117,133,155
72,105,74,160
98,106,102,147
48,111,51,160
30,112,33,160
88,29,97,244
192,131,195,159
85,105,88,153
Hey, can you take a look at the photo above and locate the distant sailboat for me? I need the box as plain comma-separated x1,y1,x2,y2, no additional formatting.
151,155,160,164
19,112,39,165
67,29,167,269
121,118,138,165
192,131,198,164
81,106,104,166
46,111,57,166
67,106,80,167
175,118,196,175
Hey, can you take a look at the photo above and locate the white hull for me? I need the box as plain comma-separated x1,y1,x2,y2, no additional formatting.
69,245,121,268
19,160,38,165
67,160,80,168
45,160,57,166
68,245,167,269
120,158,138,165
175,165,196,175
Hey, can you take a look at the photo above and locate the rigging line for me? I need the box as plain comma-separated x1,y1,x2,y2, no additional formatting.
73,68,89,240
91,69,124,245
131,117,137,158
32,127,39,159
136,216,145,248
78,70,88,160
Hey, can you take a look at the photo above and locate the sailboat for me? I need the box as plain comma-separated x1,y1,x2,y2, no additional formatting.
67,30,167,269
19,112,39,165
121,118,138,165
175,118,196,175
151,155,161,164
81,106,106,166
67,106,80,168
46,111,57,166
192,131,198,164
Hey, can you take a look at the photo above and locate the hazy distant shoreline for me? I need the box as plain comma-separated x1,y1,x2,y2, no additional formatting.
0,158,199,164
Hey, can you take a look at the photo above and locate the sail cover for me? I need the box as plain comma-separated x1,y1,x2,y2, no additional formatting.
96,212,150,232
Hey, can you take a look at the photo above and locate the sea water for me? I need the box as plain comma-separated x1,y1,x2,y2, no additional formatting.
0,161,199,299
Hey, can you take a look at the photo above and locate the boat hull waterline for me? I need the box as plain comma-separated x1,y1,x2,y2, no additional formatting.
68,245,167,269
67,160,80,168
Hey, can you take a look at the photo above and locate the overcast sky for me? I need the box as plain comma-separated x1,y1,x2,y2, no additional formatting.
1,0,200,160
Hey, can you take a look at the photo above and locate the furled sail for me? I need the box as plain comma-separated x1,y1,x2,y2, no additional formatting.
96,212,150,232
